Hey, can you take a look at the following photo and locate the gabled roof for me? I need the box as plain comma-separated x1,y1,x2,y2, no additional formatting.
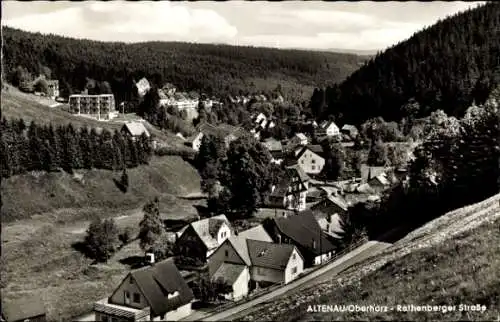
247,239,295,270
360,164,387,182
237,225,273,242
262,138,283,152
295,145,325,160
295,133,308,141
270,168,308,198
369,173,390,186
274,210,337,255
341,124,358,132
286,164,310,183
128,258,194,316
2,295,46,322
184,215,231,250
122,122,150,138
311,195,349,217
320,120,339,130
212,263,247,285
216,225,272,267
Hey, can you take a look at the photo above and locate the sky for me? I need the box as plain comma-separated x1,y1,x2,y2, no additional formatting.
2,1,486,53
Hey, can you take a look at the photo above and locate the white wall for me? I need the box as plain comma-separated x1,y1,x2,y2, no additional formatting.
251,266,284,285
230,267,250,300
284,248,304,284
298,151,325,175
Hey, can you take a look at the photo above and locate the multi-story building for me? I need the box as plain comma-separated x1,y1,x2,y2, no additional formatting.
69,94,117,121
47,80,59,99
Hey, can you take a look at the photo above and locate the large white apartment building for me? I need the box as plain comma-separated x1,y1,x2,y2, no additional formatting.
69,94,118,121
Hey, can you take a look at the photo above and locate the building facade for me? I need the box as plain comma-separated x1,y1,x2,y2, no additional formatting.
69,94,117,121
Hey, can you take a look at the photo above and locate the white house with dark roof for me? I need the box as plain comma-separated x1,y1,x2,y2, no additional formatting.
293,145,326,175
268,166,310,211
121,122,150,141
175,215,232,264
291,133,308,146
208,225,304,294
93,258,194,321
318,120,340,137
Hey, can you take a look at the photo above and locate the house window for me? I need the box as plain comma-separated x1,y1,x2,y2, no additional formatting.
133,293,140,303
292,267,297,274
312,165,316,170
225,250,229,257
292,253,296,260
124,291,130,304
312,159,316,164
301,160,304,164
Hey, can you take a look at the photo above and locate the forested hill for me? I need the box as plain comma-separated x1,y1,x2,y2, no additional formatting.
311,2,500,125
2,26,365,102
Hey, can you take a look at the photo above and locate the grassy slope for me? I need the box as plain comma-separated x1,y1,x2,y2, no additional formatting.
1,155,203,321
1,155,201,222
243,194,500,321
1,85,188,148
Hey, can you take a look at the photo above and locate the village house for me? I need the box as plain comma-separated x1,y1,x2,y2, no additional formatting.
136,77,151,97
121,122,151,141
2,295,47,322
93,258,194,322
262,138,284,164
185,122,245,152
317,120,340,138
208,225,304,295
290,133,309,146
265,210,338,267
175,215,232,265
293,145,326,176
341,124,359,141
268,166,310,211
310,195,349,238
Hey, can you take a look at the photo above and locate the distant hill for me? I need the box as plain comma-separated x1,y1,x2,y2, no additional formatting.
311,2,500,125
1,26,367,103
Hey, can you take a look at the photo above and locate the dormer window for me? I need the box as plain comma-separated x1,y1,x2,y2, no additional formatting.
168,291,179,299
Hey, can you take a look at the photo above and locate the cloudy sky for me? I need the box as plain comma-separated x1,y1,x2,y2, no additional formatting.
2,1,485,52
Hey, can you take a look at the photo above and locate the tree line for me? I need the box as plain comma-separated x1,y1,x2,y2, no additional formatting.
2,26,365,104
0,118,153,178
310,2,500,126
350,87,500,238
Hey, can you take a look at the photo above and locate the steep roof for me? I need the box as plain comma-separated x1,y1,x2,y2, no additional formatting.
247,239,296,270
320,120,339,130
274,210,337,255
262,138,283,152
2,295,46,322
295,145,325,159
286,164,310,183
311,195,349,218
128,258,194,316
196,122,244,139
122,122,150,138
360,164,387,182
237,225,273,242
269,168,308,198
188,215,231,250
225,225,273,266
212,263,246,285
295,133,308,141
